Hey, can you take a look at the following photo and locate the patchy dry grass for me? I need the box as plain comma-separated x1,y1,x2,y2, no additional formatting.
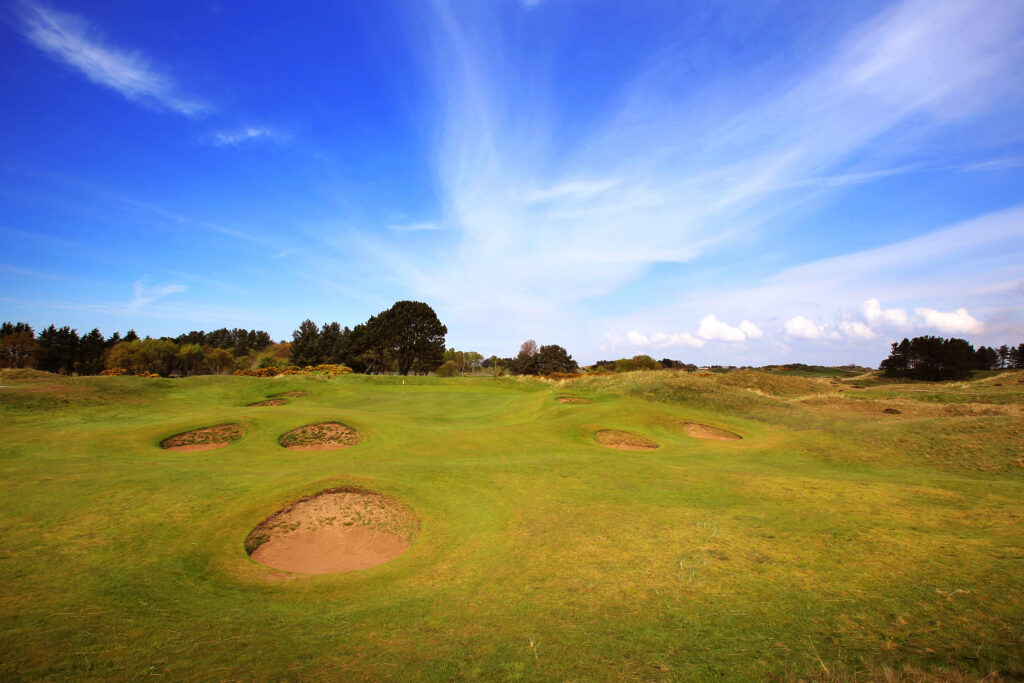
0,369,1020,680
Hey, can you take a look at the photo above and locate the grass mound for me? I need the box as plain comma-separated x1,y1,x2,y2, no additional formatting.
556,395,591,404
683,422,742,440
160,424,243,451
278,421,361,450
246,487,418,574
249,398,286,407
594,429,659,450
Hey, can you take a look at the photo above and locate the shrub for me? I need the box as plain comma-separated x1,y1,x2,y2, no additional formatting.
435,360,459,377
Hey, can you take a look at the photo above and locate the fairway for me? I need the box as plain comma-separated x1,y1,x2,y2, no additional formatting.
1,370,1022,680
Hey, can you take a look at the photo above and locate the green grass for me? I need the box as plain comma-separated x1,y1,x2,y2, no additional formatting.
0,369,1022,680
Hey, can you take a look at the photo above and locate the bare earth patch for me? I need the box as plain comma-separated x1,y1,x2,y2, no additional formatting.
249,398,286,407
595,429,659,451
683,422,742,441
279,422,361,450
556,396,592,404
272,391,307,398
161,424,243,451
246,487,418,574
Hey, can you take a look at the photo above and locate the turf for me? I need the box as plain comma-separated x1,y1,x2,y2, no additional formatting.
0,369,1021,680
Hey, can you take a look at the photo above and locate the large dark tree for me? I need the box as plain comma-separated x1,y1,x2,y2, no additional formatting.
36,325,79,374
382,301,447,375
975,346,999,370
534,344,578,374
1010,343,1024,369
77,328,107,375
880,336,976,381
512,339,539,374
318,322,355,364
289,319,321,366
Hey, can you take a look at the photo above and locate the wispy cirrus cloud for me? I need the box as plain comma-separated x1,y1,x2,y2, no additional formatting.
17,1,207,116
130,279,186,310
350,0,1024,356
209,126,279,147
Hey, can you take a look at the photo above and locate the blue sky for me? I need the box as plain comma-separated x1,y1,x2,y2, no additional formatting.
1,0,1022,365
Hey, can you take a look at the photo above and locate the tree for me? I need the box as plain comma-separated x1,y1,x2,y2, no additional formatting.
435,360,459,377
0,322,35,368
135,339,178,376
289,319,321,366
383,301,447,375
535,345,578,374
615,354,661,372
106,341,138,372
997,344,1011,369
513,339,539,374
176,343,206,376
77,328,106,375
880,336,976,381
206,347,234,374
975,346,999,370
318,322,354,364
36,325,79,374
1010,343,1024,369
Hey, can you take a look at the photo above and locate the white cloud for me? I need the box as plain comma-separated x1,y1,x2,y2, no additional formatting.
210,127,275,146
698,315,762,342
861,298,909,327
366,0,1024,340
131,279,186,310
839,320,876,339
525,179,623,203
784,315,839,340
738,320,765,340
915,307,984,335
18,2,206,116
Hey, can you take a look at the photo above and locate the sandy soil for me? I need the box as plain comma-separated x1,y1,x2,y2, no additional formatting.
161,424,243,451
556,396,592,404
279,422,361,450
683,423,742,440
249,399,286,407
248,488,417,574
595,429,659,450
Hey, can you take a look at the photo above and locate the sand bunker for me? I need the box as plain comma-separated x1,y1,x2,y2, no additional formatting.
249,398,286,407
161,424,243,451
246,487,418,574
279,422,361,450
556,396,592,404
683,422,742,441
595,429,659,451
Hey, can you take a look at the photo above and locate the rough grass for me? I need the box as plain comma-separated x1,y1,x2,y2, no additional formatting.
0,369,1021,680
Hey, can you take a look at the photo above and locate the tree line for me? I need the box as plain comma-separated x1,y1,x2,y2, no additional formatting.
0,300,448,377
0,321,277,376
880,336,1024,381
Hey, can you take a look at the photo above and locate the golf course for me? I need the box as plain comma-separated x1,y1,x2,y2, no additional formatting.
1,368,1021,680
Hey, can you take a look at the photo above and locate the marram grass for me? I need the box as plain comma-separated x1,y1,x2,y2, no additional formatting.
0,369,1021,680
